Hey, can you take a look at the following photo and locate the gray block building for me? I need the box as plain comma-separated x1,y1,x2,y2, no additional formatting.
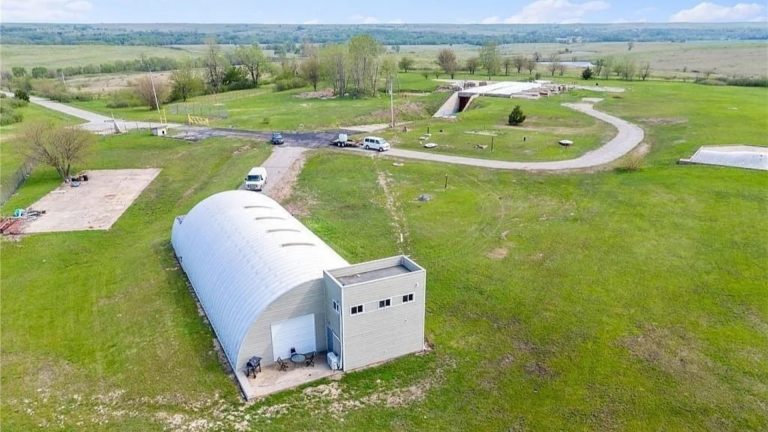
171,190,426,398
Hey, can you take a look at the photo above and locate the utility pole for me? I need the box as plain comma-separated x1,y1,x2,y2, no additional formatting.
144,59,162,123
389,78,395,128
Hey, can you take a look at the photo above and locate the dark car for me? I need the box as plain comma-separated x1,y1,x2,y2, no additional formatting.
270,132,285,145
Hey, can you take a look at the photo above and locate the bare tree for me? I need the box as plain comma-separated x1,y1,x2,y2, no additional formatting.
547,53,560,77
627,41,635,51
235,44,268,87
437,48,458,79
21,122,93,181
639,62,651,81
601,57,613,79
204,38,227,93
513,55,526,74
525,57,537,75
556,63,567,76
593,58,605,77
134,75,169,110
300,54,322,91
466,57,480,75
503,57,513,75
479,42,501,79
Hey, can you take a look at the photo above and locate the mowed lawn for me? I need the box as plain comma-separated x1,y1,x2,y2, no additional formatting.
1,79,766,430
379,91,614,161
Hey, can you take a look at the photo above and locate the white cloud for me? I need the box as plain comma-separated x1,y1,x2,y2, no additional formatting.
670,2,766,22
1,0,93,22
485,0,610,24
350,15,380,24
303,19,320,25
387,19,405,24
480,16,502,24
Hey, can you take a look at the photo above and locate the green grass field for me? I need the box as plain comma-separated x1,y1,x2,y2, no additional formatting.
1,77,766,430
71,76,449,131
0,45,212,70
380,91,614,161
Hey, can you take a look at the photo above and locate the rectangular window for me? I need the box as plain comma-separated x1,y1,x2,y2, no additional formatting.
332,300,340,313
402,293,414,303
378,298,391,309
351,305,364,315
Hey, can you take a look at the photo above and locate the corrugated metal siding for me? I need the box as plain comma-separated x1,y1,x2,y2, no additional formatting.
341,270,426,370
171,191,349,369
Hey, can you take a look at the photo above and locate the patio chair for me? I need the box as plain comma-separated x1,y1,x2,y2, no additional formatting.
276,357,288,371
304,351,315,367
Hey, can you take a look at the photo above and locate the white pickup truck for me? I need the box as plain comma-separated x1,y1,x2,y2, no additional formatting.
243,167,267,191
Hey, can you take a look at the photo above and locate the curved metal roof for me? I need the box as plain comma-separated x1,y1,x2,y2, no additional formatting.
171,190,349,367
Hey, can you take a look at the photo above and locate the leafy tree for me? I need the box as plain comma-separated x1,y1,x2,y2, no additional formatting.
222,66,247,86
21,122,94,181
320,43,347,96
203,37,228,93
421,69,432,80
300,54,322,91
348,34,383,96
398,56,414,72
169,62,204,102
466,57,480,75
600,57,613,79
582,67,594,80
593,58,605,77
11,67,26,78
479,43,501,79
235,44,268,87
13,89,30,102
508,105,526,126
31,67,48,79
437,48,458,79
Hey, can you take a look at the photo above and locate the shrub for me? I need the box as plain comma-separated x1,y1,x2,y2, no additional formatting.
274,77,306,92
508,105,526,126
582,67,593,80
106,89,143,108
0,100,24,125
13,89,30,102
615,153,644,173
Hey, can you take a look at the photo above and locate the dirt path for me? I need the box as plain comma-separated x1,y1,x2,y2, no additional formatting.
260,147,309,202
376,169,410,253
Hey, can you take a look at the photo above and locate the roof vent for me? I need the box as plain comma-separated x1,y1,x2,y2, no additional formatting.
254,216,285,221
281,242,315,248
267,228,301,233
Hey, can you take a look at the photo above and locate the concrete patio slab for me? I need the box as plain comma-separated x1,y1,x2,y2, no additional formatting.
240,353,340,399
23,169,160,233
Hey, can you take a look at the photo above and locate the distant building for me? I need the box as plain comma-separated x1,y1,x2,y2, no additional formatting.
171,191,426,399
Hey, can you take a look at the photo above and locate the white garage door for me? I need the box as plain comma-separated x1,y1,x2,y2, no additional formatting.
271,313,316,361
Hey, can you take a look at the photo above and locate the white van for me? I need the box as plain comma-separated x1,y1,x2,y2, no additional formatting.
244,167,267,191
362,136,391,152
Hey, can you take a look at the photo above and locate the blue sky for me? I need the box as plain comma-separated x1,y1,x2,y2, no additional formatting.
1,0,766,24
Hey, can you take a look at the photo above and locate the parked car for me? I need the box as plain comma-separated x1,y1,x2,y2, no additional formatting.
270,132,285,145
244,167,268,191
362,136,390,152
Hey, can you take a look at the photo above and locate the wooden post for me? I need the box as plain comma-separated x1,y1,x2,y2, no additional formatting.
444,174,448,189
491,136,494,152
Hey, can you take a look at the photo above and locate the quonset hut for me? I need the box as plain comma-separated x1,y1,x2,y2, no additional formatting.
171,191,426,398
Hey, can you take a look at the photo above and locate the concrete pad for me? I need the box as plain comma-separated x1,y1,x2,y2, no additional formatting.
680,145,768,171
23,169,160,233
240,353,339,399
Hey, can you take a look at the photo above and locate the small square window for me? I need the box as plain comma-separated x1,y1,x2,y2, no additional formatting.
351,305,364,315
379,298,391,309
402,293,414,303
332,300,340,313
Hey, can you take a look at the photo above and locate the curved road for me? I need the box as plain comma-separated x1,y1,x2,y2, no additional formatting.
381,103,645,171
23,94,644,172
